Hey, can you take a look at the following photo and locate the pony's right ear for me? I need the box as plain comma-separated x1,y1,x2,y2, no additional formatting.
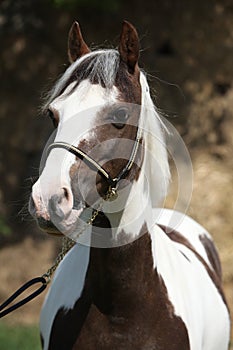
68,22,90,63
119,21,140,74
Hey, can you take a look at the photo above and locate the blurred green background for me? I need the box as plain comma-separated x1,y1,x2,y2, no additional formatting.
0,324,40,349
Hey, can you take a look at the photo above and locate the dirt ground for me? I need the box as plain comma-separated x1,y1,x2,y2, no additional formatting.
0,150,232,347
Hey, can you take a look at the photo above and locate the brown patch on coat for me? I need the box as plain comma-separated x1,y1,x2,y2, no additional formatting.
199,233,222,280
158,224,228,308
69,100,143,207
49,231,190,350
115,61,141,104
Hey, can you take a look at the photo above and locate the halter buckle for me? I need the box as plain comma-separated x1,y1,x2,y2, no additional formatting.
107,187,118,202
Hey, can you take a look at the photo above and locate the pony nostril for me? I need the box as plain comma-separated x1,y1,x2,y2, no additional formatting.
62,187,73,207
63,187,69,200
49,187,74,220
49,194,65,218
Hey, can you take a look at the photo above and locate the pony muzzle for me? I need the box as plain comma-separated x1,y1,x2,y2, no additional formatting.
29,184,75,235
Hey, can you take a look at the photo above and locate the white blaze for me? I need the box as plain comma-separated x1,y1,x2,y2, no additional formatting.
32,80,119,216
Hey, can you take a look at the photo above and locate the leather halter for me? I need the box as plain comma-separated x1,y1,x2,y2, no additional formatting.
47,127,142,190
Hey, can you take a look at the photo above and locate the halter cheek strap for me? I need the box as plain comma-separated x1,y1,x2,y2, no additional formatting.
47,142,117,188
46,128,142,189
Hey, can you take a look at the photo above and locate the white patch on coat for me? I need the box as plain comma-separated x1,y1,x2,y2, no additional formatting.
46,78,119,177
153,208,212,266
149,210,230,350
40,241,90,350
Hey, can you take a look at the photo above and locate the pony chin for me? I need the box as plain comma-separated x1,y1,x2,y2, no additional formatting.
50,207,85,236
38,207,85,237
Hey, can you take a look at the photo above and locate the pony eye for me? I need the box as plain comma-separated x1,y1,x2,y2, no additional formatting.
47,109,58,128
112,108,129,129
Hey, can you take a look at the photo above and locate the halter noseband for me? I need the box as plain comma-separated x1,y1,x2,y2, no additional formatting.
47,128,142,190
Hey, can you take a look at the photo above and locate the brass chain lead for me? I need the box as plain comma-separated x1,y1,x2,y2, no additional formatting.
42,186,117,284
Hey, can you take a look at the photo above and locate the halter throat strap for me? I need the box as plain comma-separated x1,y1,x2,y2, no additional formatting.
47,128,142,189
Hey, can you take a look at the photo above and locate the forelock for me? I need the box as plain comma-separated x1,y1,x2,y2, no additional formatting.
42,50,120,112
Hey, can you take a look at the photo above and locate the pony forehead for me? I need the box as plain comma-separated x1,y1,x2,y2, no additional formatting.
43,50,120,112
50,80,120,118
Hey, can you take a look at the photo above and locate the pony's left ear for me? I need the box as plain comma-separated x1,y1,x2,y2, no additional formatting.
119,21,140,74
68,21,90,63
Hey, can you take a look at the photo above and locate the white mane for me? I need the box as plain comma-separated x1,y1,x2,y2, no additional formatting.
139,72,170,206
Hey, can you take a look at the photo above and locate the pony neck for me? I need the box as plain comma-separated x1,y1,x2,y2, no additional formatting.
107,160,152,244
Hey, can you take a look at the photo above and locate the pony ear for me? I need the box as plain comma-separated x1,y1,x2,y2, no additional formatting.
118,21,140,74
68,21,90,63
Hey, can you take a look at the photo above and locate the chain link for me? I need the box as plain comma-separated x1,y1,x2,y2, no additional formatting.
42,187,117,284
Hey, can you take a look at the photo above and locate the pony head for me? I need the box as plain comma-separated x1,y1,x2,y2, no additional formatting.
29,21,170,243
